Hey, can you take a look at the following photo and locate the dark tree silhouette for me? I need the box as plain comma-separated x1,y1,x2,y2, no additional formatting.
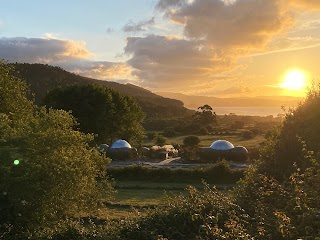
194,104,217,126
44,84,145,143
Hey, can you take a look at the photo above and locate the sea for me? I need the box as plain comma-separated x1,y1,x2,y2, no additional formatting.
213,106,285,117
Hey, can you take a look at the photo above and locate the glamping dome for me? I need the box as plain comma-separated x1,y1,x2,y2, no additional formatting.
210,140,234,151
98,144,109,153
111,139,132,149
232,146,248,154
230,146,249,162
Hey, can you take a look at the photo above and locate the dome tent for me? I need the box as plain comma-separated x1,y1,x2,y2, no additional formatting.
108,139,137,160
199,140,248,162
230,146,249,162
98,144,109,153
111,139,132,149
210,140,234,151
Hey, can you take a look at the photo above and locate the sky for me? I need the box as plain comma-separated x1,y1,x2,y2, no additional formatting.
1,0,320,98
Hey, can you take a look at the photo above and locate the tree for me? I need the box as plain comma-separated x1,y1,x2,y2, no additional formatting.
193,104,217,126
183,136,201,147
0,62,112,238
256,84,320,180
155,134,166,146
44,84,145,144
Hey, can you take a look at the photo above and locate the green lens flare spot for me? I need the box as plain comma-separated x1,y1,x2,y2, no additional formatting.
13,160,20,165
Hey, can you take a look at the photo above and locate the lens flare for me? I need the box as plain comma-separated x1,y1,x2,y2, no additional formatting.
13,159,20,165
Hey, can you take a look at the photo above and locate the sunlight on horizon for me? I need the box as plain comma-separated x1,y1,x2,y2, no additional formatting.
280,69,309,97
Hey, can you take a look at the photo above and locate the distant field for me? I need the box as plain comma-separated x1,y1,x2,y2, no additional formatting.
144,133,266,149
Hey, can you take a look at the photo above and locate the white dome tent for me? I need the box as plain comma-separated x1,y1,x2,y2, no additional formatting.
111,139,132,149
210,140,234,151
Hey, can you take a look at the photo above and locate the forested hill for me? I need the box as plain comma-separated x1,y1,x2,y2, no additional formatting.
11,63,192,118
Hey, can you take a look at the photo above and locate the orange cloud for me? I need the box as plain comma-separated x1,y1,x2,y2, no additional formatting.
0,37,91,63
124,35,234,87
158,0,294,50
291,0,320,9
66,61,132,80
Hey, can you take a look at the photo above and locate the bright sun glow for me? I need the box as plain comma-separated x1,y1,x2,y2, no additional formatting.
280,70,307,91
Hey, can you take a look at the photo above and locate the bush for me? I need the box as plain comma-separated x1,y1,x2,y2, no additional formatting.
183,136,201,147
109,183,253,240
155,134,166,146
163,127,176,137
107,161,243,184
146,132,156,141
242,130,254,139
231,121,245,129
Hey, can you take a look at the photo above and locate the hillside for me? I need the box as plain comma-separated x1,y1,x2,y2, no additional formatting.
157,92,302,108
11,63,192,118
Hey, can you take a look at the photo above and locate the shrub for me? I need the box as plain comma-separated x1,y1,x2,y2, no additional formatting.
183,136,201,147
109,183,253,240
146,132,156,141
155,134,166,146
242,130,254,139
107,162,243,184
163,127,176,137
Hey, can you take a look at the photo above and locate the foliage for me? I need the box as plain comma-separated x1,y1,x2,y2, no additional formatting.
256,84,320,180
12,63,192,119
107,162,243,184
44,84,145,144
0,62,113,239
155,134,166,146
163,127,176,137
180,146,200,161
193,104,217,126
242,130,254,139
107,183,253,240
146,132,156,141
183,136,201,147
231,121,245,129
235,154,320,239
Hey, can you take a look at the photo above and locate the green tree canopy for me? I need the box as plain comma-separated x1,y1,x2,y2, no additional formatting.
0,62,112,238
183,136,201,147
44,84,145,144
256,84,320,180
193,104,217,126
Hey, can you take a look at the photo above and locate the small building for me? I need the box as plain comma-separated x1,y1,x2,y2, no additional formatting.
148,145,179,160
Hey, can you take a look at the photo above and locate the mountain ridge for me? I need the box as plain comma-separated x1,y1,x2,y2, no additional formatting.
11,63,192,118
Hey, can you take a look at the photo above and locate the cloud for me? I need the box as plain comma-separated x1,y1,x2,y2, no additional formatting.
106,27,115,33
291,0,320,9
60,60,133,81
0,37,90,63
156,0,185,10
124,0,298,89
267,36,320,52
0,37,134,82
157,0,294,51
124,35,235,87
123,17,155,32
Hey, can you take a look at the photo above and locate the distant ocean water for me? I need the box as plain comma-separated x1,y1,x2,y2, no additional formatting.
212,107,284,116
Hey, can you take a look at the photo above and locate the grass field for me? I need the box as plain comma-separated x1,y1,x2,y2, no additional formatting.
97,180,234,219
100,133,262,220
144,133,266,149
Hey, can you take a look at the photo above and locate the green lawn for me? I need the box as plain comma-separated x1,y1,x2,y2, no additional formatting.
144,133,265,149
98,180,234,219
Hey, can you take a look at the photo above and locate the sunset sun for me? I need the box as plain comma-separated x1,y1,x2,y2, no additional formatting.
280,70,307,91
